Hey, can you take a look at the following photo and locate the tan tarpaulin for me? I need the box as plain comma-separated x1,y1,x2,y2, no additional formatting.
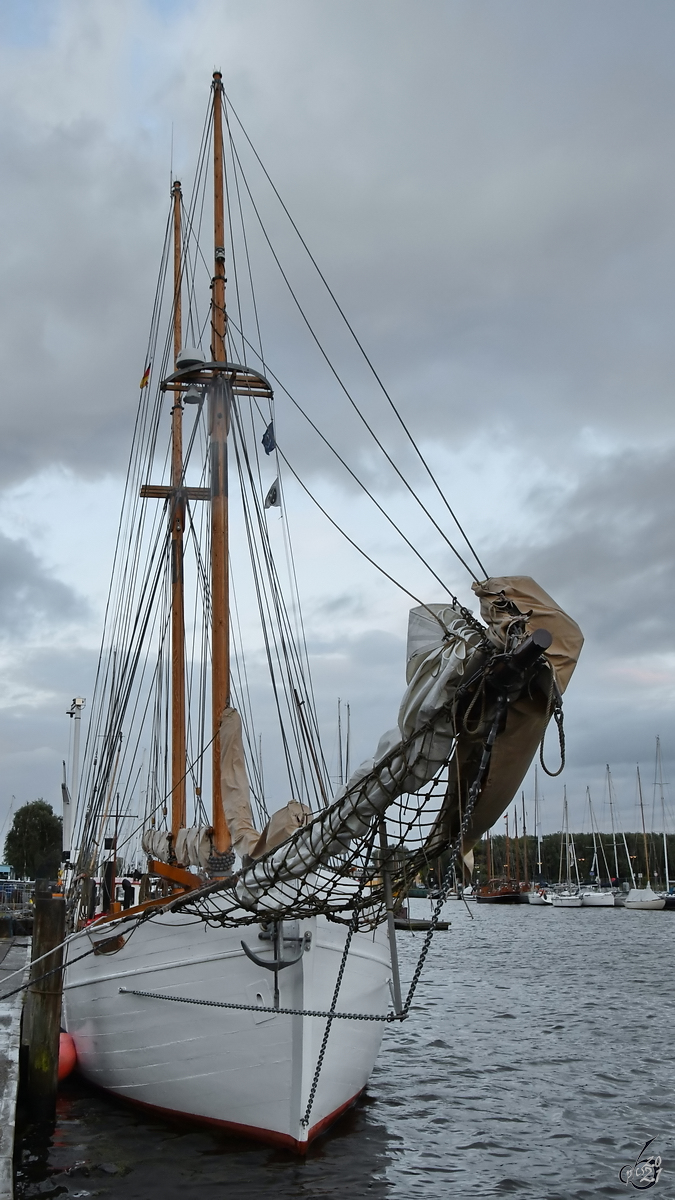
471,576,584,692
219,707,260,860
174,826,214,870
247,800,312,860
141,828,172,862
435,576,584,862
219,706,312,862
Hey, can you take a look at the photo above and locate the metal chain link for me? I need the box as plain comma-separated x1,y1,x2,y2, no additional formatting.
118,987,396,1022
300,824,380,1129
398,697,505,1017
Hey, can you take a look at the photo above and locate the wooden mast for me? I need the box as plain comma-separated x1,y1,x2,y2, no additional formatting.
209,71,232,854
170,178,187,838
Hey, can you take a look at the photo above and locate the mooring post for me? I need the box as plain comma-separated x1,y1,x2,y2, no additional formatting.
22,881,65,1123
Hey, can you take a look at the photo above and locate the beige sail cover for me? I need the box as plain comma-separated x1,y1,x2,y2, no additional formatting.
174,826,213,870
441,576,584,854
219,706,312,862
471,576,583,692
219,707,260,860
238,577,583,907
141,829,172,862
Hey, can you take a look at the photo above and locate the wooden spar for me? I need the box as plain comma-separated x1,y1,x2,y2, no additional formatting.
209,71,232,853
171,178,187,837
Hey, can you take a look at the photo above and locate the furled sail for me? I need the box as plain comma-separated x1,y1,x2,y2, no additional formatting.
236,608,486,910
219,707,312,862
236,578,582,911
428,576,584,857
141,826,214,870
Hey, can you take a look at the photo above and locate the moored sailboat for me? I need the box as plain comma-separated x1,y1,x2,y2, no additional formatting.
625,766,665,910
61,73,583,1149
580,788,614,907
551,788,582,907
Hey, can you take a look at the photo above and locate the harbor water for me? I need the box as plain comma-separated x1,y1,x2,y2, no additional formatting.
15,899,674,1199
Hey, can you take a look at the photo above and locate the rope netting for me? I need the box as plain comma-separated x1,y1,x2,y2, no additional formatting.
166,644,557,930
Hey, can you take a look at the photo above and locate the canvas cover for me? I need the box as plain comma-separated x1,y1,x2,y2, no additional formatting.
141,829,172,862
471,576,583,692
219,707,260,859
237,578,583,909
219,706,312,863
174,826,213,870
237,610,485,909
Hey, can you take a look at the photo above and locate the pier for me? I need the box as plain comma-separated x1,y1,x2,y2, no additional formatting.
0,937,30,1198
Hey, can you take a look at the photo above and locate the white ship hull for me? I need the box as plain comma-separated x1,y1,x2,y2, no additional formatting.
551,892,583,907
63,908,392,1151
624,887,666,910
580,891,615,907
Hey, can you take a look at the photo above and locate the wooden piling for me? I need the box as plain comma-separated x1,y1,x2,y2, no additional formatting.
22,883,65,1124
0,937,31,1197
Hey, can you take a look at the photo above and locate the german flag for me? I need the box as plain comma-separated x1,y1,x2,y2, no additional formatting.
140,361,151,389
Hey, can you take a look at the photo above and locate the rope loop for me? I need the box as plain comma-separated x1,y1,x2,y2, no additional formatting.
538,666,566,777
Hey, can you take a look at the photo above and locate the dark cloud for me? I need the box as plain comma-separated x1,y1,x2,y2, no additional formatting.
1,1,674,836
0,532,84,635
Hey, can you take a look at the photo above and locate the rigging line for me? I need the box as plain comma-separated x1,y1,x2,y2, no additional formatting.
222,92,488,580
223,98,266,371
224,123,334,758
232,402,319,720
186,123,482,585
225,312,481,630
232,419,316,809
229,343,478,638
112,726,218,858
231,423,306,803
249,403,326,788
228,556,266,811
222,138,247,365
79,521,173,849
232,402,330,803
79,207,173,791
276,446,456,632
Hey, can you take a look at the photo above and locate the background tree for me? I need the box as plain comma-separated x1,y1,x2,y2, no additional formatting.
4,799,62,879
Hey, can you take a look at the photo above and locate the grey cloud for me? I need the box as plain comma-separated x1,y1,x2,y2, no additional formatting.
491,446,675,656
0,532,85,635
3,0,675,491
1,0,674,839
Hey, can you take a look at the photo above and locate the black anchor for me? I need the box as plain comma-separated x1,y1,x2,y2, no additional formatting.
240,921,306,1009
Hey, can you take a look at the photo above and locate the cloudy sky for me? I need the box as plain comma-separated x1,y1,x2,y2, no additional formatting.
0,0,674,845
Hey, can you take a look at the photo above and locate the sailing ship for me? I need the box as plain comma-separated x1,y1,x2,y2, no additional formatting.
61,73,583,1150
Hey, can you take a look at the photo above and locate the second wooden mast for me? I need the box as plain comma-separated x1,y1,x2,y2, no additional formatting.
170,178,187,838
209,71,232,858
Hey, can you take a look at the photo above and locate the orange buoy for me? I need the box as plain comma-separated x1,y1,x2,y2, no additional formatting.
58,1031,77,1081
